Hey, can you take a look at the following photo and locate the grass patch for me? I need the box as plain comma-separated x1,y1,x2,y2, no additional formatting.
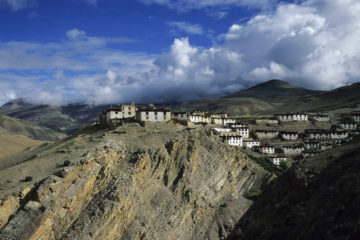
246,153,283,176
233,115,272,119
244,188,263,199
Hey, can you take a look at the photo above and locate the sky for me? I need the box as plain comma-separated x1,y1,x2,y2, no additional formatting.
0,0,360,106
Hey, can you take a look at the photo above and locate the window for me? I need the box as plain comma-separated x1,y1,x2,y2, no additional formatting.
115,111,118,114
128,112,131,115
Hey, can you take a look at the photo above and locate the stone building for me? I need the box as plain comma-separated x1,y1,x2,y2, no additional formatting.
136,106,171,123
351,112,360,122
259,145,275,154
311,114,330,121
100,103,136,126
305,130,331,140
282,145,304,156
172,112,188,120
232,127,249,138
267,156,287,166
220,135,243,147
275,113,308,122
255,130,279,139
339,121,358,130
330,131,348,140
280,131,299,141
243,140,260,149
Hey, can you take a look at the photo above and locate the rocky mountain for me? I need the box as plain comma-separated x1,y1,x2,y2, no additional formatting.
227,138,360,240
0,124,272,239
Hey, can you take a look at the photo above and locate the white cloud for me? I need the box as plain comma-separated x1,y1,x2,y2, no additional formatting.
138,0,274,11
0,0,36,11
1,0,360,106
167,22,204,35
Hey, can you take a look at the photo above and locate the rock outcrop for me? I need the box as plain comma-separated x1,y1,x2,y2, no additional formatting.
0,124,270,240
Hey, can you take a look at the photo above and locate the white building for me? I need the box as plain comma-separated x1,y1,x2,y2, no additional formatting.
351,112,360,122
210,113,228,118
304,140,320,150
255,119,279,125
189,114,211,124
320,143,333,151
280,132,299,141
305,130,331,140
302,151,320,158
330,131,348,140
255,130,279,139
136,107,171,123
221,135,243,147
223,118,237,125
101,103,136,125
212,128,232,135
282,145,304,156
339,122,358,130
232,127,249,138
259,145,275,154
267,156,287,166
228,123,247,128
312,114,330,122
243,140,260,149
275,113,308,122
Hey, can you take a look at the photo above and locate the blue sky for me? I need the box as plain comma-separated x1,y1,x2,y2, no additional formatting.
0,0,359,105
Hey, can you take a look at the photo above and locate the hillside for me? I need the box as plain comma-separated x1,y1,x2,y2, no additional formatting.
174,80,360,115
0,115,66,159
0,99,109,134
227,139,360,240
0,124,271,239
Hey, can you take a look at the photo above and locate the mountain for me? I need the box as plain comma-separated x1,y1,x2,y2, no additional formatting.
0,115,65,159
0,100,109,134
173,80,322,115
174,80,360,115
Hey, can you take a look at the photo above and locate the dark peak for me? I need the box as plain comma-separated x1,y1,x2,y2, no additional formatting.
249,79,301,90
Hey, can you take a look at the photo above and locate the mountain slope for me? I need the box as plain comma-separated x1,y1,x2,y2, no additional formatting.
227,139,360,240
174,80,360,115
0,124,271,239
0,115,66,159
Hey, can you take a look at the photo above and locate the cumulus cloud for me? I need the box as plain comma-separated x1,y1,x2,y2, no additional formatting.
1,0,360,106
167,22,204,35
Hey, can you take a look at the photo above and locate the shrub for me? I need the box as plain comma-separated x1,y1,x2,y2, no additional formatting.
63,160,71,166
24,176,33,182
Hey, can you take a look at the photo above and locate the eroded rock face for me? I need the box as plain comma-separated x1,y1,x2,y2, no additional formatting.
0,125,270,240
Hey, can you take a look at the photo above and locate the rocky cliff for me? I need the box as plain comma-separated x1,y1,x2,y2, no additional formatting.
0,124,271,239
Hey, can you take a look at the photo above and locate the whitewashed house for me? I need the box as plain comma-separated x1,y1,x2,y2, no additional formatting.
189,114,211,124
330,131,349,140
280,131,299,141
255,130,279,139
211,117,224,125
259,145,275,154
282,145,304,155
243,140,260,149
351,112,360,122
267,156,287,166
312,114,330,122
136,107,171,123
212,128,232,135
101,103,136,125
210,113,228,118
339,122,358,130
305,130,331,140
228,123,248,128
232,127,249,138
223,118,237,125
275,113,308,122
304,140,320,150
221,135,243,147
255,119,279,125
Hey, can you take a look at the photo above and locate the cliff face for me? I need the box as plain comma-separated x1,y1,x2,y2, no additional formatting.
227,140,360,240
0,124,270,240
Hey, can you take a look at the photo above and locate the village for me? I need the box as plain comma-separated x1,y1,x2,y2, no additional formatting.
96,103,360,167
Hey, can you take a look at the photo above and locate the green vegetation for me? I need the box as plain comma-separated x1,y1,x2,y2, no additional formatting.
244,188,263,199
233,115,272,119
245,153,284,176
280,160,289,169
